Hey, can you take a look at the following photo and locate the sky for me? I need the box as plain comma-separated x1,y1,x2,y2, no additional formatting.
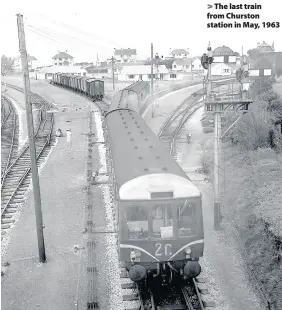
1,0,282,67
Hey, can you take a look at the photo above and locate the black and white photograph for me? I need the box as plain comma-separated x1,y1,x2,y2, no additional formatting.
1,0,282,309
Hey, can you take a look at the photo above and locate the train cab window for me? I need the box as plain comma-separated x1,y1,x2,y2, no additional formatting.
152,204,173,239
127,206,148,239
177,201,197,237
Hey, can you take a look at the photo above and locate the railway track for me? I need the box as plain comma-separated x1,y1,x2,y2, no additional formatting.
121,265,211,310
1,84,55,239
158,82,240,156
1,96,19,178
158,92,204,156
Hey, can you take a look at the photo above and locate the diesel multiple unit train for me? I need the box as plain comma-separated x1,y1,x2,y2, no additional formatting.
51,73,104,100
105,83,204,284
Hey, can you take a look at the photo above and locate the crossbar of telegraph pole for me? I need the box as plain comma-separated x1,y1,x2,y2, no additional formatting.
17,13,46,262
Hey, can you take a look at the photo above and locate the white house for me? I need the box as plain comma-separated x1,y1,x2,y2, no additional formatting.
171,58,192,72
114,48,137,63
170,49,189,59
30,65,87,80
189,57,203,72
117,65,182,81
210,46,239,76
52,51,74,66
13,55,38,71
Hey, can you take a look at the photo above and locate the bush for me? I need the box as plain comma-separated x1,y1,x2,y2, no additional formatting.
234,111,272,150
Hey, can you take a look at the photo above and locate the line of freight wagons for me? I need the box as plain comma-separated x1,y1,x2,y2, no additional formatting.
51,73,104,100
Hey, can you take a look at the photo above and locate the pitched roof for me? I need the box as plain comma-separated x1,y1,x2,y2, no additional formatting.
173,58,192,65
52,51,73,59
114,48,137,56
171,49,188,55
213,45,234,56
121,65,169,75
256,41,275,53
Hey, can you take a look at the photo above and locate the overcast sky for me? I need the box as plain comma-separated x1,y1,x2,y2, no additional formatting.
1,0,282,66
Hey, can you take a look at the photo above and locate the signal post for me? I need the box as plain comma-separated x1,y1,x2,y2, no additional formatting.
201,43,253,230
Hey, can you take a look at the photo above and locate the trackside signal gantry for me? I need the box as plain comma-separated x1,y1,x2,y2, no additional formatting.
201,43,253,230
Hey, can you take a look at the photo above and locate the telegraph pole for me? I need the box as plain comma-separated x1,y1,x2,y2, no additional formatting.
17,13,46,263
150,43,155,118
111,56,115,90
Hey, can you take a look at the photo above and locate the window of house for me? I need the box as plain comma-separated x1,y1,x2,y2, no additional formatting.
186,65,189,68
223,69,230,73
139,75,143,80
59,58,62,60
174,65,177,68
124,59,128,62
170,74,176,78
185,54,187,56
148,74,151,79
128,75,135,79
55,63,57,65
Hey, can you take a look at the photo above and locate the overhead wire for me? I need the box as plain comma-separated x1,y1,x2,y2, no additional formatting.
26,24,114,51
30,13,124,48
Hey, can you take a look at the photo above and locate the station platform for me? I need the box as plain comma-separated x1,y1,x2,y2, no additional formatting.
1,83,100,310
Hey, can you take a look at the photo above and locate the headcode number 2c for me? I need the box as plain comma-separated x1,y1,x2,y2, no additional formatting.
155,243,172,256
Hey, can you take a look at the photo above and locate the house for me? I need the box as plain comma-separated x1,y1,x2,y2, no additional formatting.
86,63,124,79
30,65,87,80
256,41,275,53
210,46,239,76
190,57,203,72
171,58,192,72
117,65,182,81
170,49,189,59
114,48,137,63
52,51,74,66
13,55,37,71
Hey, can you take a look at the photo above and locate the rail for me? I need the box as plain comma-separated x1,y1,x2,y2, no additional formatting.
1,83,55,230
1,97,17,179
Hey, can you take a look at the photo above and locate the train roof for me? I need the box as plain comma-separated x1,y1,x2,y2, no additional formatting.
125,81,150,94
106,109,200,199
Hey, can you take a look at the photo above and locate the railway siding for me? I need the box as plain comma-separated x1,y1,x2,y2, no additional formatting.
1,82,92,310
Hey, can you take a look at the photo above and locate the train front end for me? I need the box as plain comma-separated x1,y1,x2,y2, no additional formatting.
118,173,204,284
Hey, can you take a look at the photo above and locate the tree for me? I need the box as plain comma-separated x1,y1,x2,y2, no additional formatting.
1,55,15,75
247,48,260,60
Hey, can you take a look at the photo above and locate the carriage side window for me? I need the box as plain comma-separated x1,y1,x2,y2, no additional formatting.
177,201,197,237
127,206,148,239
152,204,173,239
